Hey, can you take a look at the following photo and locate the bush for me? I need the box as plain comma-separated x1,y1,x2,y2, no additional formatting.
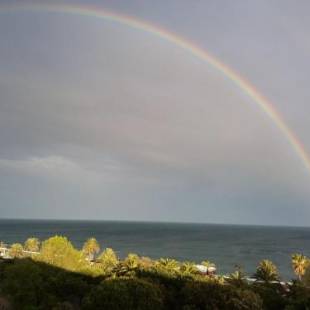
181,281,263,310
0,259,47,309
251,282,286,310
82,278,164,310
285,281,310,309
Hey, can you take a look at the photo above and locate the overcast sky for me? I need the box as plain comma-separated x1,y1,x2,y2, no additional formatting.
0,0,310,225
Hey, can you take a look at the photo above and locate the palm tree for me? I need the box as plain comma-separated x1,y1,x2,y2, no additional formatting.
201,260,216,268
82,238,100,261
98,248,119,271
24,237,40,252
124,253,140,270
9,243,24,258
180,261,198,275
227,265,246,287
113,253,140,276
292,253,308,281
156,258,179,272
254,260,279,282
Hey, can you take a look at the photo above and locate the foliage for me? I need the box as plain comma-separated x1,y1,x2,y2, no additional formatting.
82,238,100,261
124,253,140,270
252,282,287,310
9,243,24,258
291,253,308,281
180,262,198,275
227,266,247,288
181,280,263,310
0,259,96,310
24,237,40,252
97,248,119,273
82,278,164,310
38,236,84,271
254,260,279,282
201,260,216,268
285,280,310,309
0,235,309,309
155,258,180,273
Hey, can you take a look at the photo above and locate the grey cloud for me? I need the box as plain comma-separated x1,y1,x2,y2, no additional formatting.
0,3,309,224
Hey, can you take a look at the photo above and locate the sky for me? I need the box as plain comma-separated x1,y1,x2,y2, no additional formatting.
0,0,310,225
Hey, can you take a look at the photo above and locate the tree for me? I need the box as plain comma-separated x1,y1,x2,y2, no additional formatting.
9,243,24,258
227,266,247,288
98,248,118,272
254,260,279,282
156,258,179,273
82,238,100,261
139,256,154,270
180,262,198,275
201,260,216,268
124,253,140,270
39,236,83,271
113,253,140,277
292,253,308,281
24,237,40,252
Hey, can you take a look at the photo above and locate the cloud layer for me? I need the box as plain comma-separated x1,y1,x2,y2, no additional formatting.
0,5,309,225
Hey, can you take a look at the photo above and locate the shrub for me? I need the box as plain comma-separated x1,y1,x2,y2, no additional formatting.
181,281,263,310
82,278,164,310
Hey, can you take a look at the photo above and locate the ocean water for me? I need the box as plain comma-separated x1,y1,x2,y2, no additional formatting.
1,219,310,280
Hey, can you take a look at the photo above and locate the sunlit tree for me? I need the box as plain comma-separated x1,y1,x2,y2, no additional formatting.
156,258,179,272
9,243,24,258
98,248,119,272
24,237,40,252
254,260,279,282
180,261,197,275
82,238,100,261
292,253,308,280
124,253,140,270
201,260,216,268
40,235,83,271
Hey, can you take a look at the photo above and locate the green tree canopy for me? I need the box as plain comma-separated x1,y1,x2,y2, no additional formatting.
254,260,279,282
98,248,119,272
9,243,24,258
82,238,100,261
180,261,198,275
24,237,40,252
39,236,83,271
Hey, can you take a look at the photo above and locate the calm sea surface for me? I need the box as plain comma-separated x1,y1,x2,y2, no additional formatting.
1,219,309,279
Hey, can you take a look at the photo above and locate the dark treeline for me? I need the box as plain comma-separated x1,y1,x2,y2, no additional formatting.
0,235,310,309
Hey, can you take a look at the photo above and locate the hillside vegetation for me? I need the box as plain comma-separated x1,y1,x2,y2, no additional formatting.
1,235,310,309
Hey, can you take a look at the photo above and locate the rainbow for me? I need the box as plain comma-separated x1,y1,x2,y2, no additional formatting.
2,2,310,174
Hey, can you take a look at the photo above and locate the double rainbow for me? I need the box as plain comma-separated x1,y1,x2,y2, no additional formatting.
2,2,310,174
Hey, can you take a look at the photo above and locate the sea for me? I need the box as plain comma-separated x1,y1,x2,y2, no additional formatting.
1,219,310,280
